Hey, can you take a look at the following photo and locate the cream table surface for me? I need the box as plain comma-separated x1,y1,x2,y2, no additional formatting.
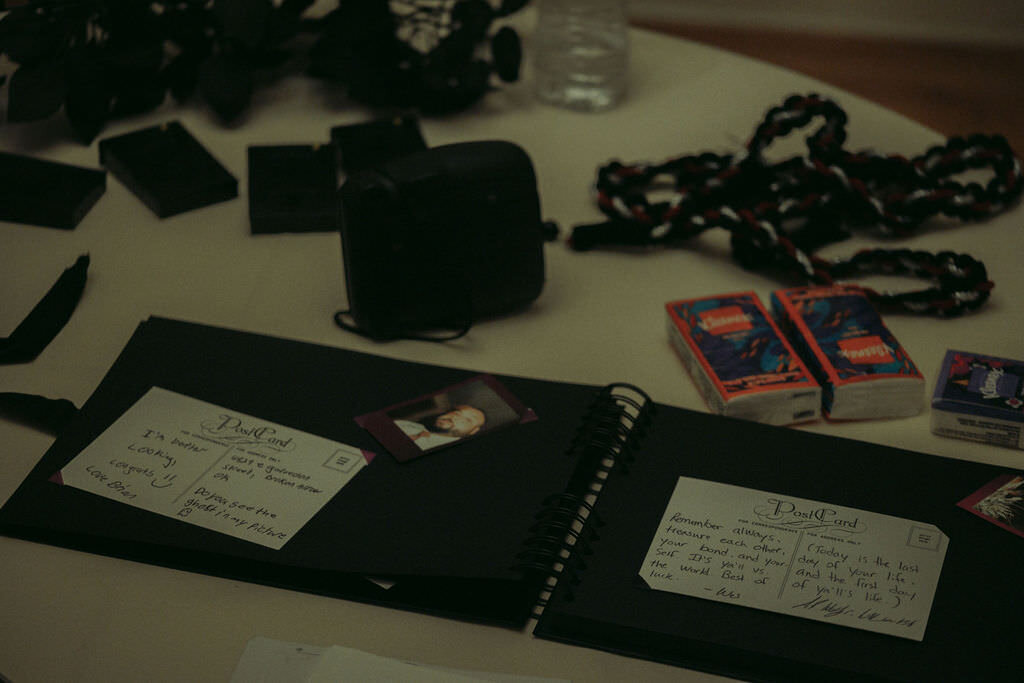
1,17,1022,683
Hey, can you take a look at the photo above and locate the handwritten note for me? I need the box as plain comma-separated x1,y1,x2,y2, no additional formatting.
640,477,948,640
58,387,372,549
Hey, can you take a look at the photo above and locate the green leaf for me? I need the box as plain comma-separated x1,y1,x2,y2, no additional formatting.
0,9,66,65
65,47,113,143
7,59,66,122
100,37,165,77
162,51,204,103
497,0,532,16
198,53,253,122
110,81,166,118
215,0,273,49
0,9,68,65
491,27,521,82
266,0,313,45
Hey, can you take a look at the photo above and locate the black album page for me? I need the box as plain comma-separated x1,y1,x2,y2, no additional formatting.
535,403,1021,682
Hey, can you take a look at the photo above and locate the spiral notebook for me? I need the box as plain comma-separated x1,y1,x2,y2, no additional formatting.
3,318,1020,681
0,317,633,627
532,394,1023,682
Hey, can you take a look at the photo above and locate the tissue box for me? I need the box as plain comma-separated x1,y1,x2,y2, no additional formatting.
666,292,820,425
771,285,924,420
932,350,1024,450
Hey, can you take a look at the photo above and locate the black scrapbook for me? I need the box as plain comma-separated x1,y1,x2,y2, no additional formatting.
533,396,1023,682
0,317,630,627
2,317,1021,682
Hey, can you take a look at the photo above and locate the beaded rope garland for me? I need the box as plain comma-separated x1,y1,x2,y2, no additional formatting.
569,94,1022,316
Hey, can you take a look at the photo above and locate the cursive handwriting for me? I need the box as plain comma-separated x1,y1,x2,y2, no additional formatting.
200,415,294,451
791,594,855,618
754,498,864,533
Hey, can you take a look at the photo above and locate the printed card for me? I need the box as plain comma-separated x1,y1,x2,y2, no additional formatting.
56,387,373,549
356,374,536,462
640,477,948,641
770,285,923,392
666,293,819,399
957,473,1024,538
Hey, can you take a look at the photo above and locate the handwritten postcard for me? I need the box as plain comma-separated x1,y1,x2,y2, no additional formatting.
640,477,948,640
56,387,373,549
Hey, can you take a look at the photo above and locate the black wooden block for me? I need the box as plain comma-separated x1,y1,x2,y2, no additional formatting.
99,121,237,218
330,114,427,174
247,144,338,234
0,152,105,230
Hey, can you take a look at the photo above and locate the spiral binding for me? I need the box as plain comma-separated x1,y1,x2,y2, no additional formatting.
514,383,654,614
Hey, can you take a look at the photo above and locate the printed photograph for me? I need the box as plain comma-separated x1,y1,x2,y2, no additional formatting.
957,474,1024,538
356,375,535,462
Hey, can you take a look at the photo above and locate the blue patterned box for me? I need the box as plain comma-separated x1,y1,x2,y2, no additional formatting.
666,292,820,425
771,285,924,420
932,350,1024,450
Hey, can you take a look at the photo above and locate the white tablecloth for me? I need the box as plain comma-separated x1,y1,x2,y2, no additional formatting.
2,18,1021,683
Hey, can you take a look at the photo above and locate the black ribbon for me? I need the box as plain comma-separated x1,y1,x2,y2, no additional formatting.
0,254,89,364
0,392,78,436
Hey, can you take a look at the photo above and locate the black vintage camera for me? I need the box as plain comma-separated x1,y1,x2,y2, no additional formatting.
337,141,547,340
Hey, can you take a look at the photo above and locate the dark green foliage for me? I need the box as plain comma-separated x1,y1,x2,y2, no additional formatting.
0,0,530,142
8,58,66,122
215,0,273,49
498,0,531,15
0,8,69,65
198,52,253,122
492,26,521,82
64,46,113,143
308,0,525,115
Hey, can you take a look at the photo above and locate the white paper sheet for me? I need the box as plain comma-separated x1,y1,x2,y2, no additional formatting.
640,476,948,640
306,647,488,683
229,637,571,683
58,387,371,549
229,637,325,683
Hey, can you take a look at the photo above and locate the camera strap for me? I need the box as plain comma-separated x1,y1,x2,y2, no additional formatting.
569,93,1021,316
333,309,472,342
